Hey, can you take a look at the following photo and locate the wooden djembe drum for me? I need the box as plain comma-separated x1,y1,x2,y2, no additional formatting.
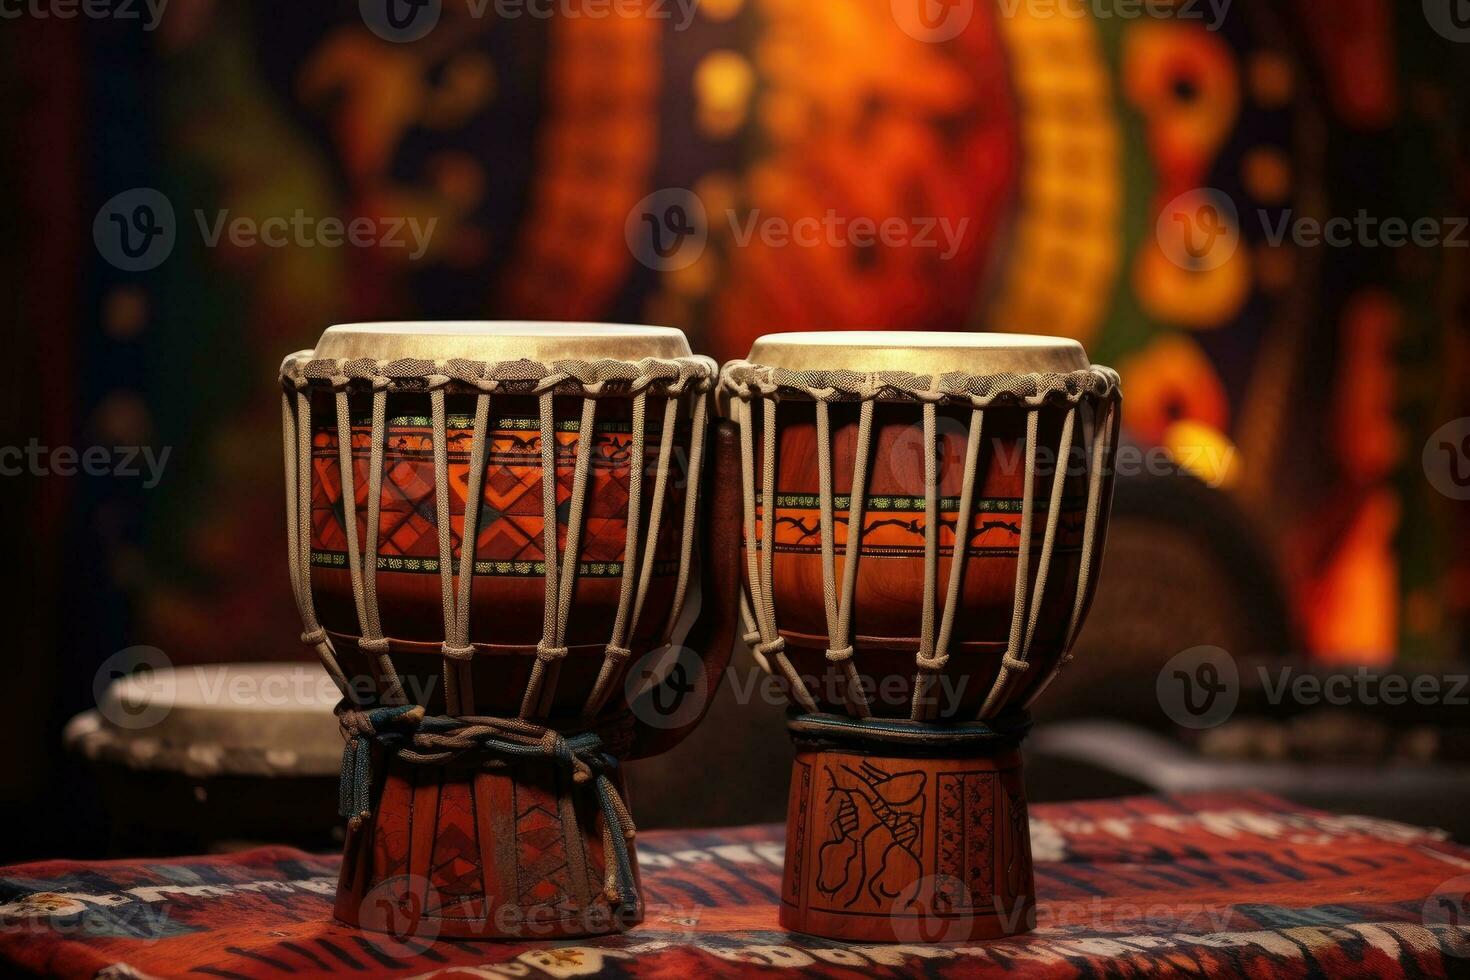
720,333,1120,942
279,322,737,940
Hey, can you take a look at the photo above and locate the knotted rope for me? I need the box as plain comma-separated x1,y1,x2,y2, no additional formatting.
335,704,640,916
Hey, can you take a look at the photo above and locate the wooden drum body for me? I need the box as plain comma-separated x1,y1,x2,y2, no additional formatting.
720,333,1120,942
281,323,739,940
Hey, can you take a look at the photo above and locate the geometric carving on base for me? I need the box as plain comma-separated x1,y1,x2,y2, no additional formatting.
335,752,637,940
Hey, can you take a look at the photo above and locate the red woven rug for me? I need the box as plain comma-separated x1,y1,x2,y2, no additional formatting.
3,793,1468,978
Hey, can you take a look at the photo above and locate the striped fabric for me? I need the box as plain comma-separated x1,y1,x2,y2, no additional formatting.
1,793,1467,978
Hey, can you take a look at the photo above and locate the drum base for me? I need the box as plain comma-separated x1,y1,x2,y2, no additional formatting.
779,743,1035,943
336,754,640,941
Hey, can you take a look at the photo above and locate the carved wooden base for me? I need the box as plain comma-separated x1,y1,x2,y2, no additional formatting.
780,743,1034,943
335,752,639,941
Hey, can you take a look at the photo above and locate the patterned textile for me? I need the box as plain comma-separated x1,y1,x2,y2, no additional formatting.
2,794,1468,979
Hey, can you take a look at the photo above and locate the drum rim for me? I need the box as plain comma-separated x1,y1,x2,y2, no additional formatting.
747,330,1089,375
306,320,693,363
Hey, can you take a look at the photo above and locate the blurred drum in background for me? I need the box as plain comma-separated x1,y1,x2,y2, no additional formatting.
279,322,738,940
720,332,1120,942
65,662,342,854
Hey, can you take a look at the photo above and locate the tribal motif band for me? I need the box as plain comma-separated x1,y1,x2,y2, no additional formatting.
310,414,687,577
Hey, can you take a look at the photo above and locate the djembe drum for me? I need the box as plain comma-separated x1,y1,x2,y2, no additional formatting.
279,322,737,940
720,332,1120,942
65,663,342,853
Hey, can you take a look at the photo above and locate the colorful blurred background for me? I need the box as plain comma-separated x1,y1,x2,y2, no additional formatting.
2,0,1467,860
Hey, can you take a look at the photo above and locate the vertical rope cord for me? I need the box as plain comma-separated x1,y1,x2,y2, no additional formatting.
521,386,573,718
569,387,650,718
626,396,679,644
363,386,406,705
761,393,818,712
662,387,708,639
281,390,303,614
834,397,875,717
1024,393,1119,709
813,395,871,713
734,400,767,663
909,401,941,721
1019,407,1077,659
979,408,1039,720
912,406,984,722
813,395,873,716
814,398,840,637
282,388,353,699
297,390,357,698
585,392,679,716
546,396,597,711
444,391,492,715
737,593,762,664
737,394,818,711
335,389,374,655
429,387,466,715
1062,394,1116,649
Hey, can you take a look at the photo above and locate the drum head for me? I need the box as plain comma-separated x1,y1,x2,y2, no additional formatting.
747,331,1090,375
295,320,693,365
